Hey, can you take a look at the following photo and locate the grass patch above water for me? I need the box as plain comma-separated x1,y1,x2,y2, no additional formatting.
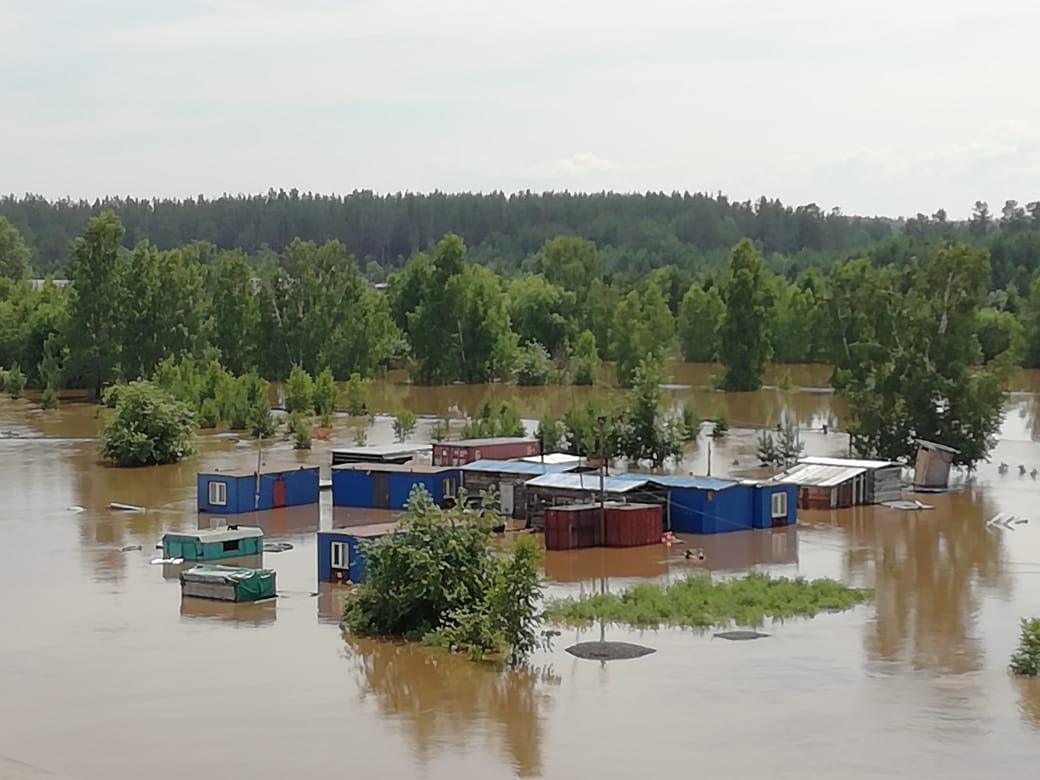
545,572,873,629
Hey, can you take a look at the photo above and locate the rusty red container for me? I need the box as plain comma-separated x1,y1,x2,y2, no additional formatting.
604,503,663,548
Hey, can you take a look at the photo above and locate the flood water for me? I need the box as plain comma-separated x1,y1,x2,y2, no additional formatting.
2,364,1040,779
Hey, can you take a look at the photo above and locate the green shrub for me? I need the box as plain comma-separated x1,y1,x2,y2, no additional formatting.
197,398,220,429
285,366,314,413
100,381,195,467
1011,618,1040,677
430,418,450,441
291,413,312,450
393,409,417,443
343,372,368,416
313,367,338,422
514,342,553,386
3,365,27,399
570,330,600,386
680,400,700,441
40,386,60,410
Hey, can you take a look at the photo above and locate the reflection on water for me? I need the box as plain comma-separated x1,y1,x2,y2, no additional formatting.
197,505,321,535
179,596,277,625
1016,677,1040,730
834,494,1009,675
347,638,558,777
317,582,352,624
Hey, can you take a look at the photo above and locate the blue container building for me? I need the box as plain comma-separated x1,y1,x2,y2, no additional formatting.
652,476,755,534
317,524,397,584
331,463,461,510
198,464,321,514
750,482,798,529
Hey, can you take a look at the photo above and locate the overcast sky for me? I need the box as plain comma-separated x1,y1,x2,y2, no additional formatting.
2,0,1038,217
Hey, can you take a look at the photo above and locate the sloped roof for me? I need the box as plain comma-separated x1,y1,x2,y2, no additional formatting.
525,472,650,493
645,475,739,491
163,526,264,543
799,456,901,470
200,463,319,478
519,453,582,465
440,437,538,448
774,463,866,487
461,459,571,475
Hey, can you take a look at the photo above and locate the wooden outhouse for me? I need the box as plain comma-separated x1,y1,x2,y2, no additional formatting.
913,440,959,490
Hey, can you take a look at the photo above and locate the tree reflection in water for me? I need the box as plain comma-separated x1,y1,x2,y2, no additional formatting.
1015,677,1040,730
345,638,559,777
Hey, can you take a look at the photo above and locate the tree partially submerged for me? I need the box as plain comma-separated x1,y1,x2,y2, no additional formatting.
100,380,195,466
342,487,545,665
833,243,1009,468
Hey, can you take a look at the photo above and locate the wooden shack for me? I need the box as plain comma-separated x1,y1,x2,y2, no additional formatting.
797,456,904,504
913,440,959,490
773,463,869,510
523,472,665,529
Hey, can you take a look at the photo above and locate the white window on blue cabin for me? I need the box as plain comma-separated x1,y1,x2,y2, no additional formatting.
330,542,349,570
208,480,228,507
771,491,788,519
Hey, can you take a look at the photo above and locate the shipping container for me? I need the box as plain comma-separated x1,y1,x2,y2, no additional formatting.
604,503,662,548
432,438,541,467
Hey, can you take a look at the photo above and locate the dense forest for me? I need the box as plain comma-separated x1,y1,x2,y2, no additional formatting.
0,191,1036,466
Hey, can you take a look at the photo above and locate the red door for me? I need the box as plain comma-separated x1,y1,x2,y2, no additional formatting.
273,479,287,508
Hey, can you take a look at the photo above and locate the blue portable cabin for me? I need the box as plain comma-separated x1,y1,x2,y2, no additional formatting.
162,525,265,561
331,462,461,510
317,523,397,584
647,476,756,535
198,464,321,514
748,481,798,529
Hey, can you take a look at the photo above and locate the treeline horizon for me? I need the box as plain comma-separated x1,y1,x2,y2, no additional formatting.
4,190,1039,283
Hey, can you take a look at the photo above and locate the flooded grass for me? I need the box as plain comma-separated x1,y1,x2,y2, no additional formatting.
545,572,873,629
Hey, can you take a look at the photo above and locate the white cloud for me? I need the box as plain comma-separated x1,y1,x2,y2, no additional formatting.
551,154,618,177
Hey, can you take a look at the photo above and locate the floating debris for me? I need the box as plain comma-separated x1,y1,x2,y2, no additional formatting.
67,505,84,513
263,542,294,553
151,557,184,565
119,544,142,552
714,630,770,641
566,641,656,661
109,502,144,512
881,500,934,511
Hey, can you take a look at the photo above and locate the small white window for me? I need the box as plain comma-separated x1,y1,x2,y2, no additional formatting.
442,477,457,497
208,480,228,507
330,541,349,570
474,449,481,460
771,491,788,519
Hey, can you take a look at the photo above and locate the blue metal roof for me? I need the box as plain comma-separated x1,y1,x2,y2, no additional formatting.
645,475,739,491
461,459,572,476
525,472,650,493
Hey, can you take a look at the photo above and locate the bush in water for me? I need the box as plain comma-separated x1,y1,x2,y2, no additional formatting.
1010,618,1040,676
100,381,195,467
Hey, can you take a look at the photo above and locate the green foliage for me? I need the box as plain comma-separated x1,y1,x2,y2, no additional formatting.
353,427,368,445
614,355,686,468
678,284,724,362
570,329,600,385
239,372,275,437
507,274,575,356
2,364,26,398
290,412,312,450
99,380,195,467
680,400,700,441
719,239,775,391
976,308,1023,364
342,372,368,415
777,369,794,391
430,418,451,441
834,243,1008,467
546,571,873,629
343,487,544,665
1010,618,1040,677
0,216,31,281
611,283,675,386
561,401,614,457
462,399,524,439
393,409,417,443
313,367,338,421
757,420,804,468
713,410,729,437
514,341,554,386
40,386,59,410
537,414,566,453
285,365,314,413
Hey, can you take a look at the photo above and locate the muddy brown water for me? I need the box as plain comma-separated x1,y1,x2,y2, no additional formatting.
2,364,1040,779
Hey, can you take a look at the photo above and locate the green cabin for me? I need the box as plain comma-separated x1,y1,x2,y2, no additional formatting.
179,565,277,603
162,525,264,562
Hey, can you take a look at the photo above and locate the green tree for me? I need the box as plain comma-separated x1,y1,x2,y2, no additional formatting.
0,217,31,281
569,329,600,385
507,274,574,356
611,283,675,386
718,239,775,391
285,365,314,413
207,250,260,375
514,341,554,386
99,381,195,466
67,211,126,399
677,284,724,362
835,243,1008,467
486,536,544,665
976,308,1023,364
614,355,685,468
393,409,417,442
313,367,338,421
535,236,601,295
343,372,368,415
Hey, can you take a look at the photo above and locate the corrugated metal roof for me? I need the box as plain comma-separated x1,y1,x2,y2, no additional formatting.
519,453,582,465
525,472,650,492
645,475,739,491
163,526,264,543
799,456,901,470
440,437,538,448
331,444,431,457
461,459,571,475
331,462,456,474
774,463,866,487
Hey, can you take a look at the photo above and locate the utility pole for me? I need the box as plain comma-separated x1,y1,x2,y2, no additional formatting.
597,416,607,545
254,434,263,511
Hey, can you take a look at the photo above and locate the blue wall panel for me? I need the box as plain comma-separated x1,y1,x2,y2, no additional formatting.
199,468,320,514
